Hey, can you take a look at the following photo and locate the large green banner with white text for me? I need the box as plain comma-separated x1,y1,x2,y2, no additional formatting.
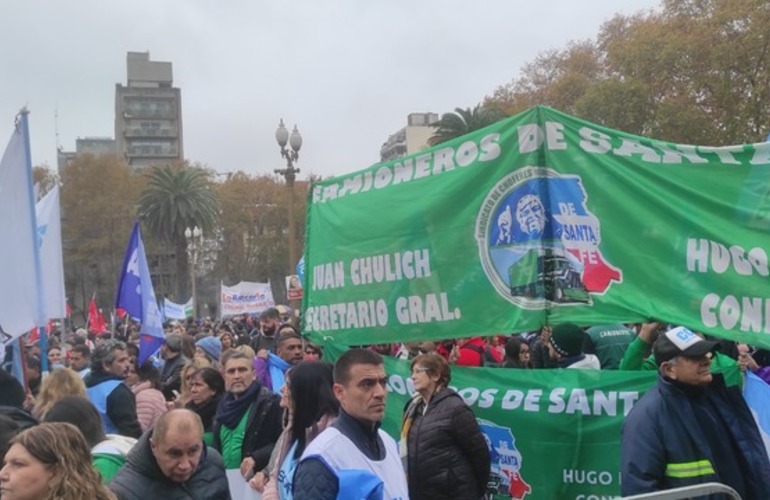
304,107,770,348
323,342,740,500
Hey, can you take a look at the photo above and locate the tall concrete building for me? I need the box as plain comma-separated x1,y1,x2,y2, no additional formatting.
380,112,439,163
115,51,183,168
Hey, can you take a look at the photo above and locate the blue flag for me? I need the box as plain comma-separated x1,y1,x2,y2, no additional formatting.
115,221,164,365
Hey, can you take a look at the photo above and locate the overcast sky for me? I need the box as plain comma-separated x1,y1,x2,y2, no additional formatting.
0,1,660,180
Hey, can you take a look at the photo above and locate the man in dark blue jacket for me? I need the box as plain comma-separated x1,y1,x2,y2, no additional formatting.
621,326,770,497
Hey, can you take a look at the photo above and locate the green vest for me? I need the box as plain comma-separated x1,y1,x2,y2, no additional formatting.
93,453,125,483
220,410,249,468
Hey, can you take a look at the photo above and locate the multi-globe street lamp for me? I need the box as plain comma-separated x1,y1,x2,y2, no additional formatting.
274,119,302,307
184,225,202,318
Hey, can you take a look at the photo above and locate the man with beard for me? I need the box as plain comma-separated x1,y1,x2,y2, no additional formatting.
212,351,282,480
84,339,142,438
249,307,281,353
254,327,304,393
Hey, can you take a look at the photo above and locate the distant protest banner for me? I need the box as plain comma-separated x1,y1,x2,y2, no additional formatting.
322,342,739,500
220,281,275,318
303,106,770,349
163,298,193,320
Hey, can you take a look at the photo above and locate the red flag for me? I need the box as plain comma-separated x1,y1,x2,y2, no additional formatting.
26,327,40,345
97,308,107,333
87,297,106,333
116,307,127,319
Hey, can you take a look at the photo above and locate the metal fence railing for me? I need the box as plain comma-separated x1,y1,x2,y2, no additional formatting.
622,482,741,500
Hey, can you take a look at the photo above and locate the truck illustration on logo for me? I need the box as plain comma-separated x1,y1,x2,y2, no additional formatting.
508,247,589,303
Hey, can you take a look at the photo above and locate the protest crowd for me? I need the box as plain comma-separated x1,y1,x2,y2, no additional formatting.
2,308,770,500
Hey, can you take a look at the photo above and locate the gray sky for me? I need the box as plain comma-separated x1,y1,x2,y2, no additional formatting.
0,0,660,180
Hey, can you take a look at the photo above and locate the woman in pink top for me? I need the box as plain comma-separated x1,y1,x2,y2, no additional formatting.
130,361,168,432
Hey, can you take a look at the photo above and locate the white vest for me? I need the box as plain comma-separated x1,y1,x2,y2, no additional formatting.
301,427,409,500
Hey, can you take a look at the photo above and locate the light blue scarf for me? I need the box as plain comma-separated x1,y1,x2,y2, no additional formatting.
268,352,290,393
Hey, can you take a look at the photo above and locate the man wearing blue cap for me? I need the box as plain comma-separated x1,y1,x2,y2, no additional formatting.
621,326,770,497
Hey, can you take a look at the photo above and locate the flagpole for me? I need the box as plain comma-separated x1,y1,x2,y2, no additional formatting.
123,312,129,339
85,293,94,333
19,110,49,374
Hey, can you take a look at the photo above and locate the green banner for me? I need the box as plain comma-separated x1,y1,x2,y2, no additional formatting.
324,342,667,499
304,107,770,349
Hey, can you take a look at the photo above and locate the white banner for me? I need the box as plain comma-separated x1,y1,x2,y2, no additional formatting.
163,297,193,320
220,281,275,318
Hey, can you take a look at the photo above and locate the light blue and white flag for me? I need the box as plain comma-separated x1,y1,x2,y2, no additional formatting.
744,371,770,460
163,297,193,320
0,112,43,340
35,185,67,319
115,221,164,365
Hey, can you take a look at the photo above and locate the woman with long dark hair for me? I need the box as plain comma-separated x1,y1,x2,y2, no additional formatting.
185,367,225,445
503,336,532,368
259,361,339,500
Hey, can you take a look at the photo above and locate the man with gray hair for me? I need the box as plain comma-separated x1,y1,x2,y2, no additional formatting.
84,339,142,438
109,409,230,499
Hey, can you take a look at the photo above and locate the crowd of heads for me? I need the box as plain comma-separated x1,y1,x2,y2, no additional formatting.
3,304,768,499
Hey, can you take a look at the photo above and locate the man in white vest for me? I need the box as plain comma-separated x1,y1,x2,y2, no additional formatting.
293,348,408,499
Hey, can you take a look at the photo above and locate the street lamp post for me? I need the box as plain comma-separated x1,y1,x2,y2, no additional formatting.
275,119,302,308
184,226,202,318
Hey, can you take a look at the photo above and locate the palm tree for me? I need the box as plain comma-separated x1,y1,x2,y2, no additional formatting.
138,164,220,301
428,105,505,146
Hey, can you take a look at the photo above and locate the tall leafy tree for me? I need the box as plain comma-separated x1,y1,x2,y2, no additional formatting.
428,105,505,146
213,172,308,303
485,0,770,145
138,163,219,301
33,164,58,197
60,155,145,319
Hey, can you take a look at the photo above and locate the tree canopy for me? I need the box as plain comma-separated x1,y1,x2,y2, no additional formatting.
138,163,220,300
485,0,770,145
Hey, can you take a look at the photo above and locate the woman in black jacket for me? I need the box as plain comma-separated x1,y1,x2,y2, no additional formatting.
400,353,491,500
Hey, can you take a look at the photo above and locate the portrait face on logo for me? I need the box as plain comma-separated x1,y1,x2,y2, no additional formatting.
516,194,546,235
